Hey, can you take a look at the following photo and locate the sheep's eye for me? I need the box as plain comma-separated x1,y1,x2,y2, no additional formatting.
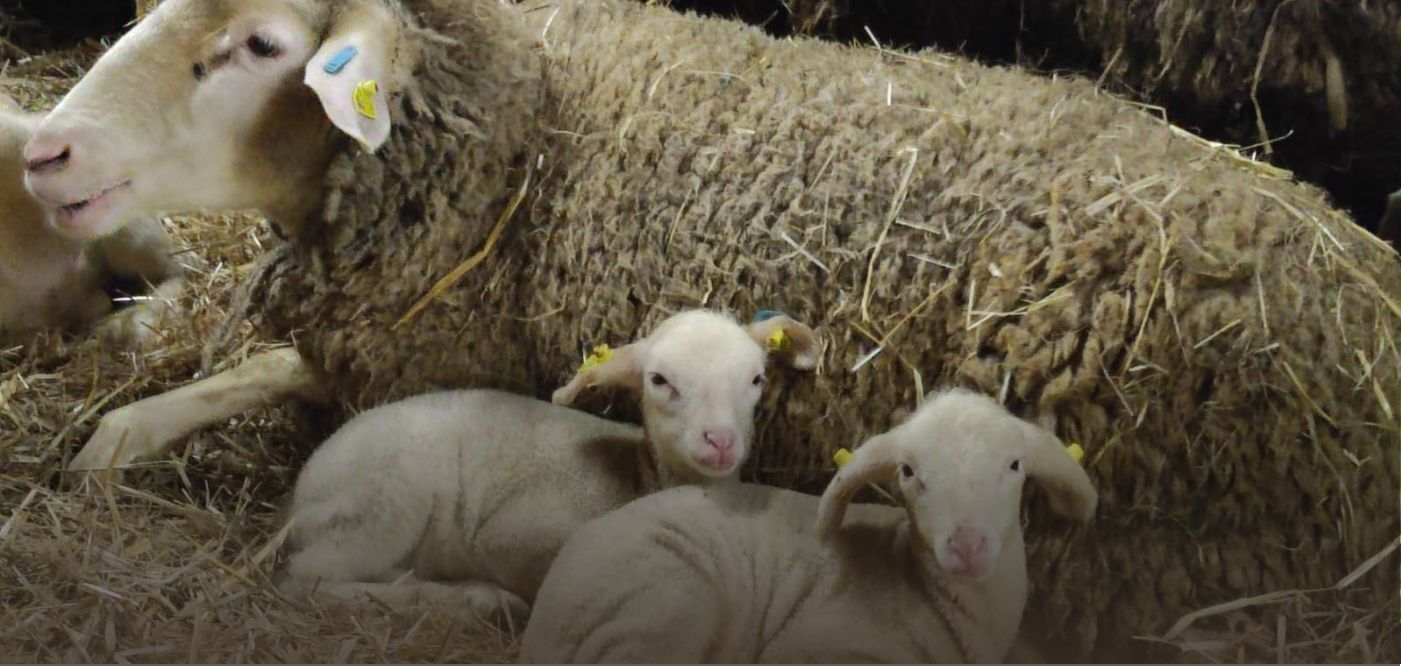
899,463,914,479
649,373,669,387
191,62,207,80
752,374,765,387
1009,459,1022,472
247,34,280,58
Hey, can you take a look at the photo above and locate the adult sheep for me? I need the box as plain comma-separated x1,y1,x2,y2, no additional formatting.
24,0,1400,658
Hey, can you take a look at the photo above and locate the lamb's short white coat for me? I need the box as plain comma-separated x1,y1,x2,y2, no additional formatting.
518,388,1099,663
279,309,819,618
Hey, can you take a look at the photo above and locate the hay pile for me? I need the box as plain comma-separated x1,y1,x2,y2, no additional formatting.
0,50,519,662
658,0,1401,240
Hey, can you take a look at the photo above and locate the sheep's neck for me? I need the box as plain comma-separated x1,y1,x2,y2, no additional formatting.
908,527,1028,663
634,441,664,494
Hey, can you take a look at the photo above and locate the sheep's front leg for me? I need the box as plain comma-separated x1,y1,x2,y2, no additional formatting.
68,347,326,474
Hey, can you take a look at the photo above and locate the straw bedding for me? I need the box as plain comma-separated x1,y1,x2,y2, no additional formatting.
3,0,1400,662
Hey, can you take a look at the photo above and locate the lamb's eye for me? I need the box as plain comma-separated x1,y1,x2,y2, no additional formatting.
247,34,280,58
752,374,765,387
649,373,669,387
899,464,914,479
191,62,207,80
1009,459,1022,472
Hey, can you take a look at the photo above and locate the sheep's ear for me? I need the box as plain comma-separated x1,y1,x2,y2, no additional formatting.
552,342,645,406
1022,421,1098,522
746,312,820,370
815,433,897,537
303,0,401,152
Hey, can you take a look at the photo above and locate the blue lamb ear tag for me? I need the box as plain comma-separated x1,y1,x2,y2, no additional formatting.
753,310,785,323
323,45,359,75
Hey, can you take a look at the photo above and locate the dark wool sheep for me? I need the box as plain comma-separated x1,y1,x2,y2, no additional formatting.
38,0,1399,658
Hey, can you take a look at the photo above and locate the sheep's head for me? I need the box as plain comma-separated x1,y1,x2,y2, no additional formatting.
22,0,414,240
553,310,821,481
816,388,1097,581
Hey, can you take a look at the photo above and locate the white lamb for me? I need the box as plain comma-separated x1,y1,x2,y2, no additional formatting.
0,97,181,347
278,308,820,620
518,387,1099,663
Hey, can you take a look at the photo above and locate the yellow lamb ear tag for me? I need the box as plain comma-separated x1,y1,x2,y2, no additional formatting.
578,344,613,373
1065,442,1084,464
353,79,379,120
833,448,853,469
767,328,790,352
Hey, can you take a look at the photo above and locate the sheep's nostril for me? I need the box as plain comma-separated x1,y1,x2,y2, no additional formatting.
947,528,988,563
946,536,967,559
25,145,72,174
703,430,736,452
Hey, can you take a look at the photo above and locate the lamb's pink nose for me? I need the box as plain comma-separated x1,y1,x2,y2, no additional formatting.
23,133,73,174
703,429,736,452
947,526,989,573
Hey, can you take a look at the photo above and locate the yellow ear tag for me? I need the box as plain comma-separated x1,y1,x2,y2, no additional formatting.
833,448,853,469
578,344,613,373
353,79,379,120
767,328,790,353
1065,442,1084,464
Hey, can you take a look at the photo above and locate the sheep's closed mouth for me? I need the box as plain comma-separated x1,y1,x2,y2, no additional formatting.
59,181,130,215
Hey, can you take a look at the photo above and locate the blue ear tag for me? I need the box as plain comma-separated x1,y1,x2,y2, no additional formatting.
323,45,359,75
753,310,785,323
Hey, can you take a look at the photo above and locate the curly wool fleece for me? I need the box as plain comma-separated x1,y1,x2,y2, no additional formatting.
237,0,1401,656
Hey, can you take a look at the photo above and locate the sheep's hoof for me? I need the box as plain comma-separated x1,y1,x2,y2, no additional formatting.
68,406,146,476
457,582,531,630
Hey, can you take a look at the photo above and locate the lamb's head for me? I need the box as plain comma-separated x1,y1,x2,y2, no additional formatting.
817,388,1098,581
22,0,415,240
552,310,821,480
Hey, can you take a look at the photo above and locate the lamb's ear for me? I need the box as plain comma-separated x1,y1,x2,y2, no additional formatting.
552,342,646,406
1022,421,1098,522
303,0,402,152
815,433,898,537
746,312,820,370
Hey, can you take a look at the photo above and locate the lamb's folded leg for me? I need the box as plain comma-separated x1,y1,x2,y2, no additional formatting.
296,578,529,624
67,347,326,476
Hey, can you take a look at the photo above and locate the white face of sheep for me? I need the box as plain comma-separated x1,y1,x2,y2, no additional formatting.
21,0,406,240
817,389,1098,581
553,310,821,479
